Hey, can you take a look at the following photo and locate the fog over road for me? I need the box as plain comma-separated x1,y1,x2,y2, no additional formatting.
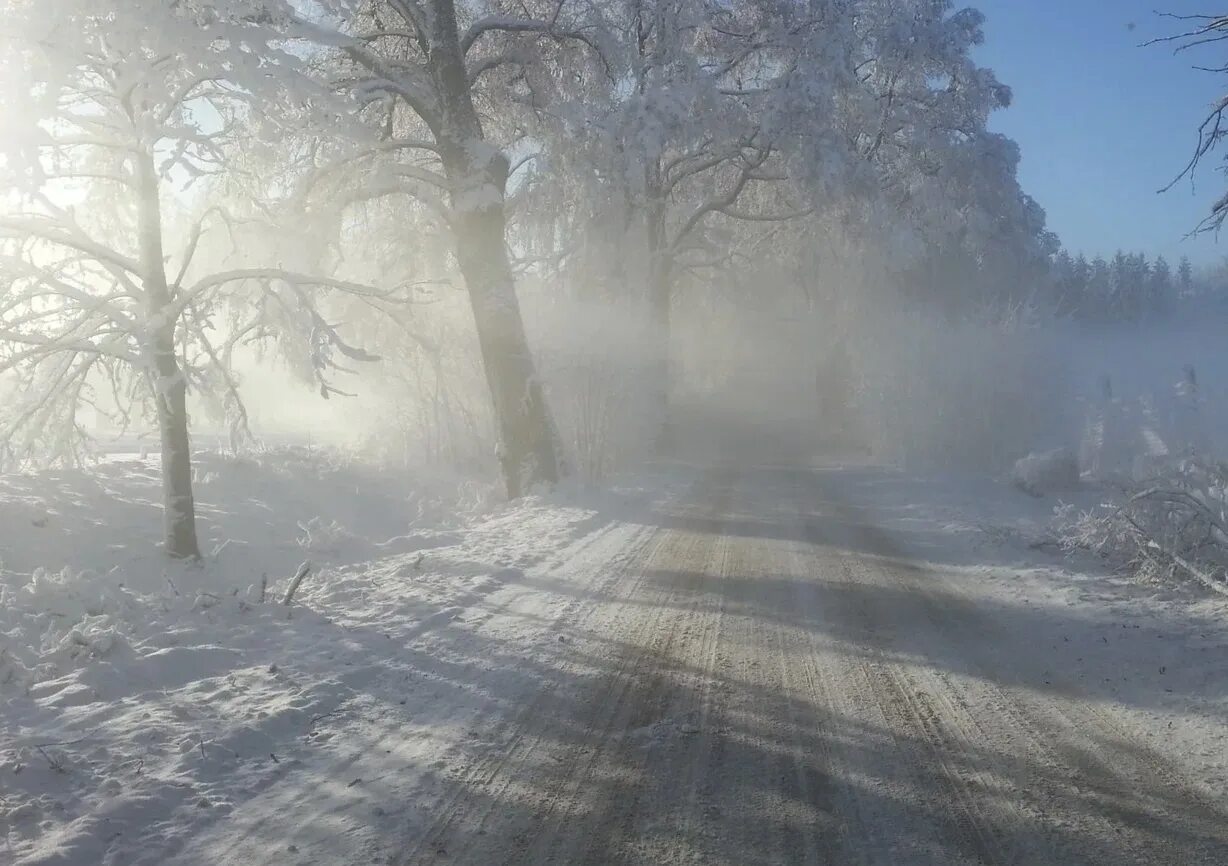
396,464,1228,866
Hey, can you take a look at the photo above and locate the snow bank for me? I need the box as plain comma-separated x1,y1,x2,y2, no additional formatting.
825,464,1228,803
0,446,497,592
0,567,144,691
1011,448,1079,497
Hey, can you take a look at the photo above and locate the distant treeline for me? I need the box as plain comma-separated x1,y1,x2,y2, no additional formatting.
1048,250,1228,322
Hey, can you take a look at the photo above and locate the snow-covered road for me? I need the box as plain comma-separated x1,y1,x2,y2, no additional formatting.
9,458,1228,865
173,463,1228,865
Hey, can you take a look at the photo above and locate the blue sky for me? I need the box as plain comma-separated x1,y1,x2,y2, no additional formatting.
972,0,1228,266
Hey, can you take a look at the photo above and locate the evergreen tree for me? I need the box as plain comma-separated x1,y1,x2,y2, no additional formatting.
1178,256,1195,299
1149,255,1173,315
1087,256,1111,322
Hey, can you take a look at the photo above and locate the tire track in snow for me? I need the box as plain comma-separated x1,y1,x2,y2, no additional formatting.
799,468,1228,864
499,474,737,865
395,473,728,864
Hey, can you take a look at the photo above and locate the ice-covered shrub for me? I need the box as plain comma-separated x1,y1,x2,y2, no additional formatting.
1053,457,1228,593
0,567,142,688
1012,448,1080,496
295,516,357,554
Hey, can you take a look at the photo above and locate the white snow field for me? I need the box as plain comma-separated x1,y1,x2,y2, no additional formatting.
3,452,1228,864
0,448,680,865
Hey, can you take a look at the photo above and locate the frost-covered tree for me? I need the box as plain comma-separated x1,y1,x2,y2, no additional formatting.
848,1,1055,312
0,1,388,557
523,0,1051,443
278,0,623,496
528,0,820,447
0,0,1068,504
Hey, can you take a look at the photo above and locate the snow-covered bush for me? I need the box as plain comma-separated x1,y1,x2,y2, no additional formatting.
1054,457,1228,593
296,517,357,554
0,567,141,688
1012,448,1080,497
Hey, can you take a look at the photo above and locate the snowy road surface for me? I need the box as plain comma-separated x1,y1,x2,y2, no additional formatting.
153,462,1228,866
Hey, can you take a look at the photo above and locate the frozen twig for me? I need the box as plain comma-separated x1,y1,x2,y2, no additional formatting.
36,746,66,772
308,707,344,730
281,561,313,606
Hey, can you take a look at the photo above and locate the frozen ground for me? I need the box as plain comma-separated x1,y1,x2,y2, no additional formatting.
824,464,1228,800
0,448,675,865
2,452,1227,864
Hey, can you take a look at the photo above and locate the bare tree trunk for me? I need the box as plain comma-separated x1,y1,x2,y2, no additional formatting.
645,189,675,454
648,253,674,453
137,152,201,559
430,0,561,497
452,201,559,497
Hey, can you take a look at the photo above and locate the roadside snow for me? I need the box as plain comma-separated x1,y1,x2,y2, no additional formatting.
820,463,1228,800
0,449,684,866
5,455,1228,863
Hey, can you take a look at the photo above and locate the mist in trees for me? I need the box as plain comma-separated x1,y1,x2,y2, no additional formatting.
2,0,1220,559
0,1,402,556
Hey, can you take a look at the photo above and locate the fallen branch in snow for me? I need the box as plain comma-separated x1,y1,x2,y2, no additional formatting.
30,734,91,749
1119,510,1228,599
281,561,313,606
36,746,66,773
22,732,93,773
308,707,343,730
1054,457,1228,595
